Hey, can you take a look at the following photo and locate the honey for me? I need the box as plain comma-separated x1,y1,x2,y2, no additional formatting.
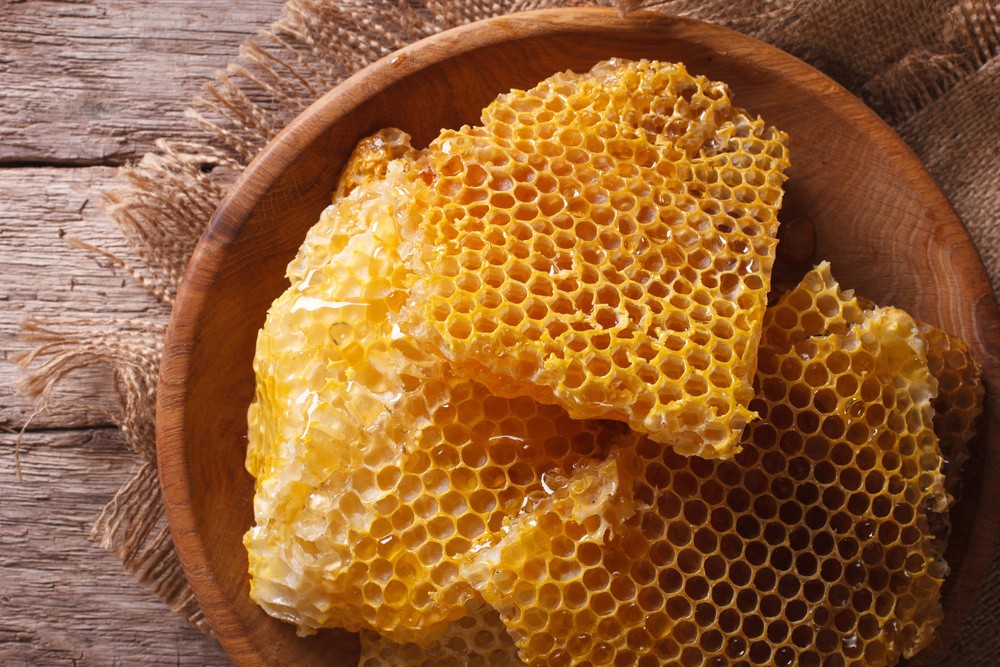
243,60,982,666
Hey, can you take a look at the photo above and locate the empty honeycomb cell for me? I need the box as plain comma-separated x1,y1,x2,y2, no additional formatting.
465,268,950,667
358,604,525,667
396,59,790,458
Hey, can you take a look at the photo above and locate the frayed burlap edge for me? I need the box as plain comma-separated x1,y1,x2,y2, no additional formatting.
15,0,1000,658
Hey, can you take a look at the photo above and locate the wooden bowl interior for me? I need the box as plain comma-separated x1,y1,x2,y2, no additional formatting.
158,8,1000,666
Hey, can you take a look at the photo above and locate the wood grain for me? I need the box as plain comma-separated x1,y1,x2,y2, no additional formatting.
0,0,275,165
158,7,1000,666
0,428,228,665
1,1,281,662
0,166,168,430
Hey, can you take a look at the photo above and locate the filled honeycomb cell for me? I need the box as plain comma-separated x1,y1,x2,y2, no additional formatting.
245,145,623,644
396,59,791,457
358,604,525,667
465,268,949,667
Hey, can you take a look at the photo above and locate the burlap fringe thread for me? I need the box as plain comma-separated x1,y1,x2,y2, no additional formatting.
15,0,1000,655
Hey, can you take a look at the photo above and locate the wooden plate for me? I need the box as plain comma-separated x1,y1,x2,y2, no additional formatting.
157,7,1000,666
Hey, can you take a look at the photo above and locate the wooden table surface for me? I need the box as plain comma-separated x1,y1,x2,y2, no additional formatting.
1,1,285,663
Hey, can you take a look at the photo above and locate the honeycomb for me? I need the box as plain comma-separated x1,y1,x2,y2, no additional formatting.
767,268,982,494
249,345,623,644
396,59,791,457
245,59,983,667
358,604,525,667
245,158,433,636
761,261,865,350
245,144,623,644
244,159,423,495
916,321,983,496
465,267,950,667
840,292,984,549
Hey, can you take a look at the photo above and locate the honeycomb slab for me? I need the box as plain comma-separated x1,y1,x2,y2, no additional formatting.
767,264,983,498
245,146,623,644
466,267,950,667
397,59,790,457
915,321,983,496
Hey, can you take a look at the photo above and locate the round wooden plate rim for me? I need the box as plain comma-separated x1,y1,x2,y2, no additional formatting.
157,7,1000,665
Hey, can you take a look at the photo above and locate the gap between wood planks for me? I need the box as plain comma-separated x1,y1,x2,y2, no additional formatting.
1,0,278,434
0,429,231,665
0,165,231,663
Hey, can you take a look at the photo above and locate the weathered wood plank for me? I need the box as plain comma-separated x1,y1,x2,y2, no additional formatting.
0,0,279,164
0,166,168,430
0,428,229,665
1,2,282,664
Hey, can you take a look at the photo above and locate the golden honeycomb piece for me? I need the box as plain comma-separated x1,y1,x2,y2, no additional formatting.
915,321,984,556
245,56,979,665
459,453,637,666
396,59,791,458
917,321,983,496
769,265,983,494
768,265,983,552
467,268,948,667
246,159,425,498
358,604,524,667
844,291,983,550
245,146,623,644
245,158,436,636
762,261,865,352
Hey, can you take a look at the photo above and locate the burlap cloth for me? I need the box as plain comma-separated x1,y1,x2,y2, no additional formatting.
17,0,1000,663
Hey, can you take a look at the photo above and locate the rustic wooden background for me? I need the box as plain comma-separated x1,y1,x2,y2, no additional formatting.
0,1,283,663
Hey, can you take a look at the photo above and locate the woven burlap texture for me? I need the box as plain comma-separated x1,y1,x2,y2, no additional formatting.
17,0,1000,662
